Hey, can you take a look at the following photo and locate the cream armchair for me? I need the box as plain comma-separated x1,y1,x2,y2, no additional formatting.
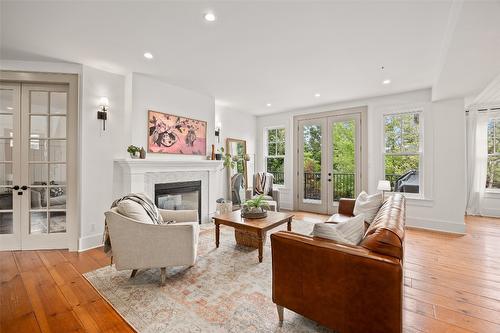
104,208,199,286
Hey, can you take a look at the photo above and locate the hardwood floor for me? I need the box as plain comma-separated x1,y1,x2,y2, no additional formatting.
1,214,499,332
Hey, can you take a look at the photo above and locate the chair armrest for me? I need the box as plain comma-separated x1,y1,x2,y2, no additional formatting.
271,231,402,333
159,209,198,222
245,189,253,201
338,198,356,216
272,189,280,211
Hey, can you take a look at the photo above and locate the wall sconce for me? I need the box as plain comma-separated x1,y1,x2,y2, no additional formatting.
97,96,109,131
215,123,221,143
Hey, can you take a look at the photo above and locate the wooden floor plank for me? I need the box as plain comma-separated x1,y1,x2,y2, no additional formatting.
1,214,499,333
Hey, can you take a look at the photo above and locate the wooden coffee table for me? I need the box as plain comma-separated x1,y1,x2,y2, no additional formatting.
213,210,294,263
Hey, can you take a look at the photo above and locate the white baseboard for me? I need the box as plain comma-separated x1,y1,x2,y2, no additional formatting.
78,233,104,252
406,216,466,234
480,208,500,218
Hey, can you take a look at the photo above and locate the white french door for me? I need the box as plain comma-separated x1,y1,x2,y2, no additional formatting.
297,113,361,215
0,82,71,250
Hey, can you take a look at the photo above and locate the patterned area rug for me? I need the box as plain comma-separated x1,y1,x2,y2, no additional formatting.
84,219,333,333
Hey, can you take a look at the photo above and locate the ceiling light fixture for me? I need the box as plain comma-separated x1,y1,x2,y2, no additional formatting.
143,52,153,59
314,93,321,97
266,103,272,107
382,79,391,85
204,12,216,22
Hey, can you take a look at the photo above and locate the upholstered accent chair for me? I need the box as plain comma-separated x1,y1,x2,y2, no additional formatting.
105,208,199,286
245,173,281,211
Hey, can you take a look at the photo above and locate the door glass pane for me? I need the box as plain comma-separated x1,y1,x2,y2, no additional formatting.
30,187,48,209
48,186,66,209
29,139,48,161
49,212,66,233
29,164,48,185
0,114,13,137
30,211,48,234
0,163,13,185
50,92,67,114
332,120,356,201
30,115,48,138
50,116,66,138
0,211,13,234
0,139,13,161
49,164,66,184
49,140,66,162
0,187,13,210
0,89,14,114
303,124,322,203
30,91,49,114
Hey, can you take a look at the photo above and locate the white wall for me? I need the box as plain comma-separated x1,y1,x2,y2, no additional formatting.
214,105,257,200
256,89,467,233
80,65,126,250
128,73,215,160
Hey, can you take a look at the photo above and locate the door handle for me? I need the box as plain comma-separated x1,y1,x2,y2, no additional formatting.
10,185,19,190
21,185,29,191
328,179,332,182
328,173,332,176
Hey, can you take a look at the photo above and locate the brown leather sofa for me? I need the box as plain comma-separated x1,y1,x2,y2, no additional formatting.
271,194,405,333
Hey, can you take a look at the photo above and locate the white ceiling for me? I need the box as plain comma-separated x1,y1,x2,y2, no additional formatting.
1,1,499,115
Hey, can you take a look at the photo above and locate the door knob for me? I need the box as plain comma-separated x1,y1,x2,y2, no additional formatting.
328,179,332,182
10,185,19,190
21,185,29,191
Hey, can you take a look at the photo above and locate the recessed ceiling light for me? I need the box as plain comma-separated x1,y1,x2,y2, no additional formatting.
6,107,13,110
204,12,216,22
382,79,391,85
314,93,321,98
266,103,272,107
143,52,153,59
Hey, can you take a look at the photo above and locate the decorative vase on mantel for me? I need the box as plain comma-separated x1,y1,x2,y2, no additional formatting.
130,151,140,159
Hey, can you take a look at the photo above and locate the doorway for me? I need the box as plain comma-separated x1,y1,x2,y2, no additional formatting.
295,107,367,214
0,74,77,250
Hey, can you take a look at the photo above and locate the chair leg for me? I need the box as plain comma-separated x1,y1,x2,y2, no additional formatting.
130,269,138,278
276,304,284,326
160,267,166,286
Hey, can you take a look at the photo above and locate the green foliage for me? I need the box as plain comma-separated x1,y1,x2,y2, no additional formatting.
487,118,500,189
127,145,141,154
243,194,270,210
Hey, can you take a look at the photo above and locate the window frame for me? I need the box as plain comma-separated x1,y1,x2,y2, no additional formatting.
382,109,424,198
264,126,286,187
486,116,500,193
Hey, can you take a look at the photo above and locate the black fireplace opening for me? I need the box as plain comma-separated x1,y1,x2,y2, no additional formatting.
155,181,202,224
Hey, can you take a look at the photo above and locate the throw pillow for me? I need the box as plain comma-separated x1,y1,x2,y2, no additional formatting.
117,199,156,224
312,214,365,245
353,191,383,224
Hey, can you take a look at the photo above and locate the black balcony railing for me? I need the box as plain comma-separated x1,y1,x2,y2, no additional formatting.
267,171,403,200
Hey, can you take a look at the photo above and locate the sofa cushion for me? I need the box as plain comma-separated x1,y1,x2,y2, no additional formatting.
117,199,156,224
359,194,405,259
326,213,353,224
312,214,365,245
353,191,383,224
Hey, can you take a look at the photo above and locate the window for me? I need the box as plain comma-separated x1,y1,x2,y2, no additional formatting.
265,127,285,185
383,111,422,194
487,117,500,190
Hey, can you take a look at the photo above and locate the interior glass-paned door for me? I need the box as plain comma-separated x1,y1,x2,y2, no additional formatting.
21,84,69,249
0,83,21,250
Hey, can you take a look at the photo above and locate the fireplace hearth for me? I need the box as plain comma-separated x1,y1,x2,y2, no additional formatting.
155,181,202,223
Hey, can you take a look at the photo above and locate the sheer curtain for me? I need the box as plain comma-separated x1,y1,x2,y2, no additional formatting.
465,108,488,215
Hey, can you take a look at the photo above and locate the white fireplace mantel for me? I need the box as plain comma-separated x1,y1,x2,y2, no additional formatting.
113,159,224,223
114,158,223,174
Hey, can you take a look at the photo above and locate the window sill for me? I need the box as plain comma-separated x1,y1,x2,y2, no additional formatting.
483,190,500,198
387,192,434,207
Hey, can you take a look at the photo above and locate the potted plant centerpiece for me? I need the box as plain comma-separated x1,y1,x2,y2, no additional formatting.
241,194,270,219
